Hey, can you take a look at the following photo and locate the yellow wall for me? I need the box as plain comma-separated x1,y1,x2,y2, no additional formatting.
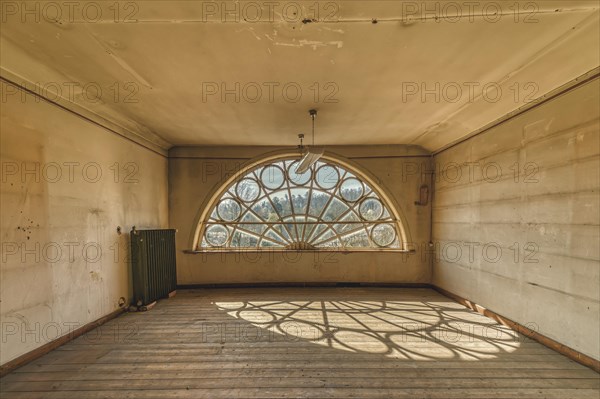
0,85,169,364
432,78,600,360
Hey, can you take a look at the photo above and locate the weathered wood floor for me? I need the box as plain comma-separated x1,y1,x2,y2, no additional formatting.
1,288,598,398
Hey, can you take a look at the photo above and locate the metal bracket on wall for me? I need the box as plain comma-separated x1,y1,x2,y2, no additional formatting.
414,184,430,206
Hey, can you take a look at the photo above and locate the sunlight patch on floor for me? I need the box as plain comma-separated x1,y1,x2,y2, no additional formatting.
214,299,522,360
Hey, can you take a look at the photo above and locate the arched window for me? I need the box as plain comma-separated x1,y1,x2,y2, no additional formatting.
196,156,405,251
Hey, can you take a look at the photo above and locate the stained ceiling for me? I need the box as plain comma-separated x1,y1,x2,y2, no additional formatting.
1,1,599,151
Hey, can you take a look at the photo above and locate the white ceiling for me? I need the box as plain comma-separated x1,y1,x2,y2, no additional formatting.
1,1,599,151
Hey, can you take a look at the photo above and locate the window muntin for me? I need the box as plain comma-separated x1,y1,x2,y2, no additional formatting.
199,158,402,250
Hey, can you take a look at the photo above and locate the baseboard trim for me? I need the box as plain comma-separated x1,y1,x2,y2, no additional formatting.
177,282,432,289
432,285,600,373
0,307,126,377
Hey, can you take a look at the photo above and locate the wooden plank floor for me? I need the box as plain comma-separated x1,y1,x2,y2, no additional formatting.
1,288,598,398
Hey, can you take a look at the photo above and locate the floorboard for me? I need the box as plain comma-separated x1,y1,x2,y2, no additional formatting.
1,288,598,398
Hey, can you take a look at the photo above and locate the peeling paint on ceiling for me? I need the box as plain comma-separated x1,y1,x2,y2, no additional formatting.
0,1,598,151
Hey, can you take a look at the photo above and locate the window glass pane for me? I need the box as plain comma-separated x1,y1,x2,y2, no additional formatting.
341,230,370,248
217,199,241,222
371,223,396,247
313,229,336,246
288,161,312,185
322,198,349,221
232,231,259,247
317,238,341,248
308,192,331,217
205,225,229,247
290,188,310,214
335,212,361,234
269,191,292,217
240,212,267,236
340,177,364,202
315,164,340,190
307,223,328,242
261,165,285,190
359,198,383,221
273,224,292,242
236,178,260,202
251,200,275,221
265,229,287,246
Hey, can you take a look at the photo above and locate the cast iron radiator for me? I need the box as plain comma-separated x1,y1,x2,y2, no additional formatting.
130,228,177,306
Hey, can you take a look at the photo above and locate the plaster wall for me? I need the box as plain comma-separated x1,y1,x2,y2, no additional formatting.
0,86,169,364
432,78,600,360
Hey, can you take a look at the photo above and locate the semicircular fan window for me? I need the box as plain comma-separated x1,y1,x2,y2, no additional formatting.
199,158,402,250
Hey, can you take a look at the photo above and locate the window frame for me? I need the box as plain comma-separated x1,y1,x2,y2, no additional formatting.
190,151,412,253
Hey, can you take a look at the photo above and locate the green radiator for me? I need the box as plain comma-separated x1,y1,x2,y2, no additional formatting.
130,228,177,306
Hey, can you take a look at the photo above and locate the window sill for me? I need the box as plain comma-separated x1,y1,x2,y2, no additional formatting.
183,248,415,254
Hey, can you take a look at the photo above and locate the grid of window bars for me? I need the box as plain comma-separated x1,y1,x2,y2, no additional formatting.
199,158,401,250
